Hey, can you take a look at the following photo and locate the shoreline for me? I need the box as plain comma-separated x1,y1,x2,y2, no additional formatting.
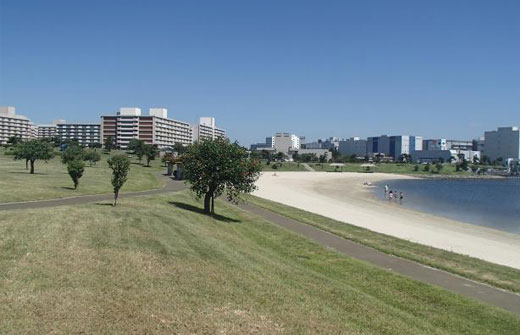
253,171,520,269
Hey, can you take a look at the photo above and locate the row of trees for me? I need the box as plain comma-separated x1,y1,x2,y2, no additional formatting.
127,139,159,166
10,137,261,213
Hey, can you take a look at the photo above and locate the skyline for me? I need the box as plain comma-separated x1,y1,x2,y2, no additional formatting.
1,0,519,146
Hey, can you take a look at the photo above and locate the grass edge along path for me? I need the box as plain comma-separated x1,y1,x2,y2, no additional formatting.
0,192,519,334
244,195,520,293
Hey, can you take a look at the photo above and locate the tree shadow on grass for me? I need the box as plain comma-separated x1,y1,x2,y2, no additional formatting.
61,186,76,190
9,171,47,175
168,201,241,223
95,202,115,206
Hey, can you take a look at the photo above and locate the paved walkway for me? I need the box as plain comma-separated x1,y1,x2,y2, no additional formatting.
236,201,520,316
1,175,519,316
301,163,315,172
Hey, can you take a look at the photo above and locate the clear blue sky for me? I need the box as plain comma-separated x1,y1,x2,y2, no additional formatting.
1,0,519,146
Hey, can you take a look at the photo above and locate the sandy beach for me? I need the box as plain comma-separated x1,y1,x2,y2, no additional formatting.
253,172,520,269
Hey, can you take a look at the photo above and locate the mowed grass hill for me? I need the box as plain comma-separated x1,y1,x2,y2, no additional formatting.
0,149,162,203
1,191,519,334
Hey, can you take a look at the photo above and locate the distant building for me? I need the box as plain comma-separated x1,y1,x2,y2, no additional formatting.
101,108,194,149
367,135,422,160
291,148,331,161
483,127,520,161
37,119,67,139
423,139,474,151
303,137,340,151
0,106,37,144
56,122,101,146
338,137,367,156
192,117,226,142
267,133,302,154
412,150,480,164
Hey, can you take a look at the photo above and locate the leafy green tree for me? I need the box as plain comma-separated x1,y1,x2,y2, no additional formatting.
423,163,430,172
7,135,22,146
275,151,285,161
144,144,159,167
104,136,115,153
183,138,262,215
67,160,85,189
107,154,131,206
173,142,188,155
435,163,444,174
127,139,146,163
61,143,84,164
83,149,101,166
319,154,327,163
13,139,54,174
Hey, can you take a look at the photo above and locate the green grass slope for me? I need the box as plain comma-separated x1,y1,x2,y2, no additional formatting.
1,191,518,334
0,149,162,203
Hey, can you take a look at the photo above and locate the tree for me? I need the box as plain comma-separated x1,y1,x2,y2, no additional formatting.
7,135,22,147
83,149,101,166
144,144,159,167
67,160,85,189
319,154,327,163
275,151,285,161
88,142,102,149
423,163,430,172
104,136,115,153
127,139,146,163
107,154,130,206
13,139,54,174
183,138,262,215
435,163,444,174
173,142,188,156
61,143,84,164
292,152,300,162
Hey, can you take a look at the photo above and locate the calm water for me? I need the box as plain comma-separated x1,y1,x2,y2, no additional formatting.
374,178,520,234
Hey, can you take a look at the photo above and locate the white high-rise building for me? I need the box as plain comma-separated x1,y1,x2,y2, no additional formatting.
192,117,226,142
0,106,37,144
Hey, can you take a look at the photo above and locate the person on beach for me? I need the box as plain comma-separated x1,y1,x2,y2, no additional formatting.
399,192,404,204
384,184,389,196
388,190,393,201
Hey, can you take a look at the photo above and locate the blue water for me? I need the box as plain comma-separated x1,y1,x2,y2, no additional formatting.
374,178,520,234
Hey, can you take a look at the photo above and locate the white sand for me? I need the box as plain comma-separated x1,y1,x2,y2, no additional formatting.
253,172,520,269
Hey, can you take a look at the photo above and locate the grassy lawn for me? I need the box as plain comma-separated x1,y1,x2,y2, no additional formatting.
0,191,518,334
308,162,473,175
261,161,308,171
245,195,520,293
0,149,163,203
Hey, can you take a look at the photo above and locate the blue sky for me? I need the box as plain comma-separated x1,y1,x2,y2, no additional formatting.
1,0,519,146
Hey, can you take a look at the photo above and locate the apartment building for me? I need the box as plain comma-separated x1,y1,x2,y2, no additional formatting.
483,127,520,161
56,122,101,145
0,106,37,144
37,119,66,139
423,139,474,151
101,108,195,149
192,117,226,142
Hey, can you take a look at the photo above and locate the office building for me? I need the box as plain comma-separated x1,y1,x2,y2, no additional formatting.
423,139,474,151
338,137,367,156
192,117,226,142
56,122,101,146
101,108,204,149
483,127,520,161
412,150,480,164
0,106,37,144
367,135,422,160
264,133,302,154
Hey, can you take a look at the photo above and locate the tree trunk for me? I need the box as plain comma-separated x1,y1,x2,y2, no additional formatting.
204,192,211,214
211,195,215,215
25,159,29,170
113,189,119,206
30,160,35,174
